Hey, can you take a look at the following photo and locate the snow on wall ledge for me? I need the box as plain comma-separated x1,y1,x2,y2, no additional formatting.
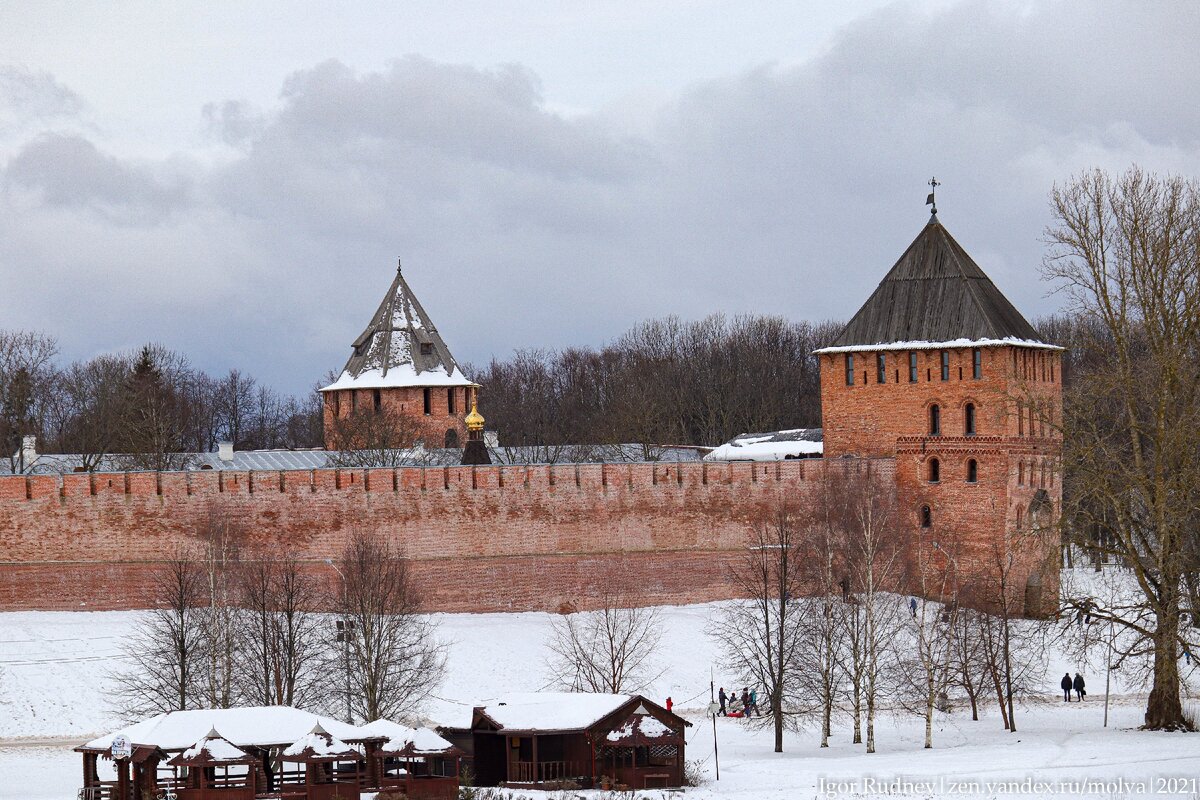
0,459,895,613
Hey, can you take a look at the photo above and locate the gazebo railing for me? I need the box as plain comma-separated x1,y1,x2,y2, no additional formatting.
78,787,115,800
511,760,583,783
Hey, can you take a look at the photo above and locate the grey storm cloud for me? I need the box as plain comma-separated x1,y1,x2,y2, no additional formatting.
1,0,1199,397
7,133,193,222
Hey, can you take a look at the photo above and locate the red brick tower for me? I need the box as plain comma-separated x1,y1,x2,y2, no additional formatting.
320,263,478,450
815,214,1062,614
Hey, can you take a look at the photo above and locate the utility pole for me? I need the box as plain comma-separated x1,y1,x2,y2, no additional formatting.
707,668,721,783
327,558,354,724
336,619,355,723
1104,618,1114,728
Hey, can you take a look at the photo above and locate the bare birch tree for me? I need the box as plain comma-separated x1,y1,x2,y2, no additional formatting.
949,607,989,722
795,473,848,747
546,590,665,693
113,550,206,718
839,463,904,754
196,507,244,709
236,553,327,708
334,532,447,722
709,504,807,753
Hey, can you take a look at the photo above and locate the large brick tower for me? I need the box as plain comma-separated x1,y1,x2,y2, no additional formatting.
321,263,478,450
815,213,1062,614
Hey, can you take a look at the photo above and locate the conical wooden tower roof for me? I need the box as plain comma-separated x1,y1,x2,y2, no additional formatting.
321,263,476,392
819,217,1053,352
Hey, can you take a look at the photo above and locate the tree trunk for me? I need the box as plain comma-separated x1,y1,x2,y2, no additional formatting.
924,674,934,748
1144,607,1188,730
773,692,784,753
989,664,1009,731
865,694,875,754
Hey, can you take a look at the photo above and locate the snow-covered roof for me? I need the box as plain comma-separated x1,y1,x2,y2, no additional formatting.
321,265,476,392
812,336,1062,354
321,364,476,392
705,428,824,462
471,693,633,733
80,706,366,752
281,725,359,761
359,720,456,755
171,730,256,765
605,715,676,744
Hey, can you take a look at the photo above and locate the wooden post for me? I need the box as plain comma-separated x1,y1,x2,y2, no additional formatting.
115,758,129,800
531,735,539,784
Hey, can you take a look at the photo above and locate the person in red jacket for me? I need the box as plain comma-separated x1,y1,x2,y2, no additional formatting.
665,697,673,713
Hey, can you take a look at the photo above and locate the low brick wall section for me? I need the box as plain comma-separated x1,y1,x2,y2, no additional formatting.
0,459,896,612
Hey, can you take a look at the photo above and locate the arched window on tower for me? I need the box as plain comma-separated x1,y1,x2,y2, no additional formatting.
929,404,941,435
928,457,940,483
920,505,932,528
373,388,382,413
940,350,950,381
845,353,855,386
965,403,976,436
909,352,919,383
877,353,887,384
966,459,978,483
1016,504,1025,532
444,428,459,448
973,348,982,379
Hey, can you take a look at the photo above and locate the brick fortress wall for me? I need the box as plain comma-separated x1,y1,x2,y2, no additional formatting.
0,458,895,613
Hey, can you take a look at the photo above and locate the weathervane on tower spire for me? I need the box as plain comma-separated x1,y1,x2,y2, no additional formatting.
926,176,940,219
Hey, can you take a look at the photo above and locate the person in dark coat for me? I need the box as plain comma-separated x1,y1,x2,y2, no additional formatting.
718,687,727,716
910,597,918,618
1073,672,1086,701
741,688,752,717
1060,672,1073,702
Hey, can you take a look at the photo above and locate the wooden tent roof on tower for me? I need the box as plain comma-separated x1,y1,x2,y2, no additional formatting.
816,216,1056,353
321,263,477,392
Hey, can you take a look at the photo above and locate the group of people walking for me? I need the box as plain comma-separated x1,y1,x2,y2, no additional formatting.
717,686,759,717
1061,671,1086,701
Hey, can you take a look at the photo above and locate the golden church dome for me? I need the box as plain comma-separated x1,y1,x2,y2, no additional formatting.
465,398,485,432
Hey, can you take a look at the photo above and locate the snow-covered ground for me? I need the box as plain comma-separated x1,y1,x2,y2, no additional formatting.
2,575,1198,799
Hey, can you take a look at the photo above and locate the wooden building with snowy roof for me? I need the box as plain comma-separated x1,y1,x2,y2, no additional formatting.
439,692,690,790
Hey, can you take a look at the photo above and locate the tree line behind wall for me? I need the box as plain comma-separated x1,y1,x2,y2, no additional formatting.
2,314,843,470
0,335,325,471
469,314,844,450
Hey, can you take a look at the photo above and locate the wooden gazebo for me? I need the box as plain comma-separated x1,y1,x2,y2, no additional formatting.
167,728,260,799
360,719,463,800
278,723,363,800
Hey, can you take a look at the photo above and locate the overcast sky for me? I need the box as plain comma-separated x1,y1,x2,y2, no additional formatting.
2,0,1199,395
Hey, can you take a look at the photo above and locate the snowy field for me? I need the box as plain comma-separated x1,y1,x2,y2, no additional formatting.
1,580,1198,799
